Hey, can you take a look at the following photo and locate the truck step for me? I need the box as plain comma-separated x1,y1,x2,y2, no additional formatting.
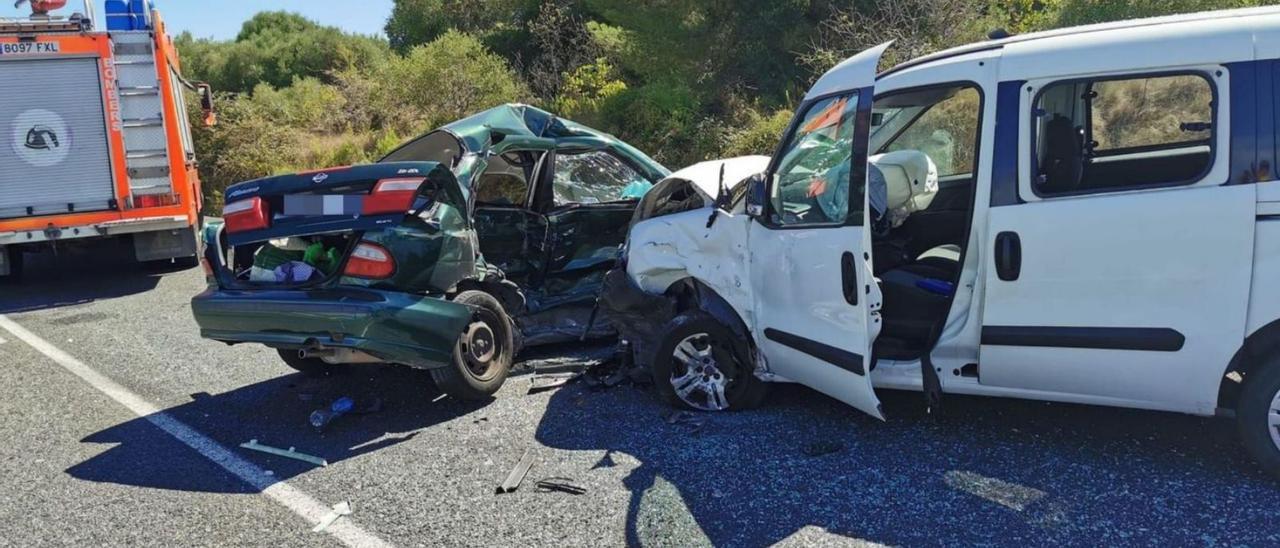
126,149,168,160
122,118,164,128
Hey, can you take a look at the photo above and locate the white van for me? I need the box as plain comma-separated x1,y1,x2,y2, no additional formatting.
603,6,1280,479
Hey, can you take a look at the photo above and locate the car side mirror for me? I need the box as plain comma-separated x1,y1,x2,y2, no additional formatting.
745,173,767,218
197,83,217,127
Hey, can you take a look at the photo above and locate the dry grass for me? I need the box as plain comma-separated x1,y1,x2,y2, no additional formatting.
1092,74,1213,150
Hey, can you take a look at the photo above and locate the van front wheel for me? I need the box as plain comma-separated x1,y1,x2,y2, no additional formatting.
431,291,514,401
1237,357,1280,480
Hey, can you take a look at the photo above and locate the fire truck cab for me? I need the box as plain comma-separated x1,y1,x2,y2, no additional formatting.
0,0,212,279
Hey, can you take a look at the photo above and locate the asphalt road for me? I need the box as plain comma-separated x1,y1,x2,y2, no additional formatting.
2,246,1279,547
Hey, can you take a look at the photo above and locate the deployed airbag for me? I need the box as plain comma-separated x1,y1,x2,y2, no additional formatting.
869,150,938,228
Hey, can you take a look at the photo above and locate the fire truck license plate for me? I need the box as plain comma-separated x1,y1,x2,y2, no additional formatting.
0,42,60,55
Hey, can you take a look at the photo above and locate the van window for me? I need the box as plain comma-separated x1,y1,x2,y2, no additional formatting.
875,87,981,178
771,91,862,226
1032,73,1214,196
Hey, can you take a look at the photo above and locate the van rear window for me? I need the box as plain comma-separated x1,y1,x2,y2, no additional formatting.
1032,72,1215,197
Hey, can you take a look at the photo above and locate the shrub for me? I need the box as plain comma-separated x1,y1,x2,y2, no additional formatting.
370,31,530,134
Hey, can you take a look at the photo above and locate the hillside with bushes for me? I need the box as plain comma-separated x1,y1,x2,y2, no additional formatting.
178,0,1272,212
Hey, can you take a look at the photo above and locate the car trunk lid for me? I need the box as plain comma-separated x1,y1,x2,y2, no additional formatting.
221,161,463,247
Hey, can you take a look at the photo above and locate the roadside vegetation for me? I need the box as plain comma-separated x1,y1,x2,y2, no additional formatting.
178,0,1272,212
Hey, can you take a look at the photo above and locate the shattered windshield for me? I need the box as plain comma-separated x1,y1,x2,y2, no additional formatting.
772,92,861,225
553,150,654,205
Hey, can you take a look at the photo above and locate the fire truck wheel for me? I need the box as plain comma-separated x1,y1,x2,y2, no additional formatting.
1,247,23,283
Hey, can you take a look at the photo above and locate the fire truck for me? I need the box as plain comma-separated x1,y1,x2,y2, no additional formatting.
0,0,213,280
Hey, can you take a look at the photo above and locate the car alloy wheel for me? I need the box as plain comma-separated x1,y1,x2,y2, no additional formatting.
668,332,737,411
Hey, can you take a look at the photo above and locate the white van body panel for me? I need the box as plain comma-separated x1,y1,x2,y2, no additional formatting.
1246,182,1280,336
623,7,1280,420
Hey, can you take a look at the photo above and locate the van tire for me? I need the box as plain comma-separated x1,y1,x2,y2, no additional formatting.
651,312,768,412
1237,355,1280,480
277,348,336,376
431,291,514,401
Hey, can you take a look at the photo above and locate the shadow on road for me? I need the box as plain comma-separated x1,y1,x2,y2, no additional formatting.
0,243,188,314
536,382,1280,545
67,364,484,493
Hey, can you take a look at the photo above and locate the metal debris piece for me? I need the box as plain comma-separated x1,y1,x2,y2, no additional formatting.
496,449,535,494
240,439,329,467
312,501,352,533
535,477,586,495
528,373,581,395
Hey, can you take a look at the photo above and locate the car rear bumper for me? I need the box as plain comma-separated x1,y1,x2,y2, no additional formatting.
191,286,471,368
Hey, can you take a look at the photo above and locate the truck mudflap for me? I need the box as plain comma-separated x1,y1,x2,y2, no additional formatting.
191,286,472,368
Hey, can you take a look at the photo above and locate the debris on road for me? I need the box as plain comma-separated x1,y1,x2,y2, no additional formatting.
535,477,587,495
309,396,383,430
310,397,355,430
528,372,581,395
496,449,535,494
580,341,649,390
240,439,329,467
312,501,352,533
664,411,707,435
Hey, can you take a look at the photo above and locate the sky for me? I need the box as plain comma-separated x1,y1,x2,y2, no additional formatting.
2,1,396,40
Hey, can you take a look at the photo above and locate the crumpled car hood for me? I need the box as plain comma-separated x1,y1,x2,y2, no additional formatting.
633,156,769,223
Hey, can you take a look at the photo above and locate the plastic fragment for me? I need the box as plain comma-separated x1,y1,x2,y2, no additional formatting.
240,439,329,467
496,449,535,494
312,501,352,533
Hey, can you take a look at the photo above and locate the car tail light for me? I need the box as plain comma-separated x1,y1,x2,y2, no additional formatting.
363,178,425,215
343,242,396,279
223,197,270,234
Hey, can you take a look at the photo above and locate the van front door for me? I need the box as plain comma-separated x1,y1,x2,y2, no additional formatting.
748,43,889,419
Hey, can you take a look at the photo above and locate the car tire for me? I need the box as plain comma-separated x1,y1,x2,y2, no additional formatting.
430,290,515,401
651,312,768,412
1237,356,1280,479
277,348,337,376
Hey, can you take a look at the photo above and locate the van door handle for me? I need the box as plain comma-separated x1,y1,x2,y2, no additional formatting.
841,251,858,305
995,231,1021,281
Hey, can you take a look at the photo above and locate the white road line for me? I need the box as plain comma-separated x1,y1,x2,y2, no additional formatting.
0,314,392,548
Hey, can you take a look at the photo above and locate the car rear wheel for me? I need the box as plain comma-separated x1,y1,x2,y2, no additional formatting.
276,348,337,376
651,312,768,412
431,290,514,401
1238,356,1280,480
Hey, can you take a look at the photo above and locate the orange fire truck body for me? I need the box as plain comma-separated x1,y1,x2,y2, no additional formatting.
0,4,211,278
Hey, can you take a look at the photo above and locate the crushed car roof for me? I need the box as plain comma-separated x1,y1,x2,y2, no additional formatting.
437,103,669,183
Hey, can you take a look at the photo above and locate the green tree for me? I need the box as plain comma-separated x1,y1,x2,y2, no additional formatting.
368,31,530,135
1054,0,1270,26
176,12,390,94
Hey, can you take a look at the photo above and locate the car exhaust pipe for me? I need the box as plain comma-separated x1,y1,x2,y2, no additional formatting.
299,347,335,360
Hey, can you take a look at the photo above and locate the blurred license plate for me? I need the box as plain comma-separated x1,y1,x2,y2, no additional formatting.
284,195,364,215
0,42,59,55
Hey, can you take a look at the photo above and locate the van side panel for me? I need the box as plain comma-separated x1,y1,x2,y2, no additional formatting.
1243,59,1280,337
